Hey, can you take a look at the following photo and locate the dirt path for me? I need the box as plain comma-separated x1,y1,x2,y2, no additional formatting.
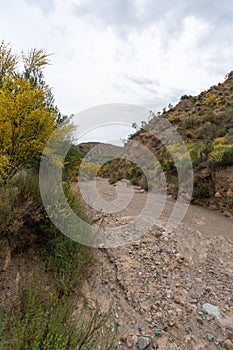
78,178,233,350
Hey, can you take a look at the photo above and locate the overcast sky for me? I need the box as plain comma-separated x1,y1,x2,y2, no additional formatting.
1,0,233,143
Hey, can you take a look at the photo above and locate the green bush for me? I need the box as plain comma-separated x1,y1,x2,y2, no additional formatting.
0,170,45,250
0,275,115,350
192,176,215,200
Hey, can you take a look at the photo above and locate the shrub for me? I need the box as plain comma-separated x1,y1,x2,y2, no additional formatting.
0,170,45,250
204,94,216,107
209,138,233,164
79,161,101,180
193,176,215,200
0,274,115,350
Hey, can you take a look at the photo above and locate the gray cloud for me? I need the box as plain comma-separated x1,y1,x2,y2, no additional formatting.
73,0,233,30
72,0,233,58
127,76,160,87
25,0,55,13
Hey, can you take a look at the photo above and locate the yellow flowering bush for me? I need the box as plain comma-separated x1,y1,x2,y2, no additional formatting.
79,161,101,179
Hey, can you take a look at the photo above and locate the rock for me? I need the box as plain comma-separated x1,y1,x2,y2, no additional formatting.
135,189,145,193
196,316,204,324
138,336,151,350
202,303,221,320
193,339,211,349
126,335,134,348
120,331,128,342
189,290,198,299
132,335,138,343
227,188,233,197
215,192,222,198
197,305,204,313
219,318,233,331
206,334,214,342
154,327,163,337
161,231,169,240
138,324,145,334
173,296,183,304
185,302,193,313
155,231,163,238
151,337,159,349
134,185,143,190
145,317,152,323
224,339,233,349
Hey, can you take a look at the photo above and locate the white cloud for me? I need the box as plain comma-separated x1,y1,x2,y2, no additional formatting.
1,0,233,142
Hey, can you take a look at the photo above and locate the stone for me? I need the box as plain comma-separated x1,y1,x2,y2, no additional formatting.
138,324,145,334
227,188,233,197
161,231,169,240
151,337,159,349
219,318,233,331
154,327,163,337
215,192,222,198
185,302,193,313
138,336,151,350
202,303,221,320
206,334,214,342
132,335,138,345
193,339,211,349
224,339,233,350
189,290,198,299
196,316,204,324
173,296,183,304
120,331,127,342
126,336,134,348
155,231,163,238
145,317,152,323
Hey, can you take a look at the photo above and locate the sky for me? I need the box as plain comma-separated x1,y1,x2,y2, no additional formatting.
1,0,233,143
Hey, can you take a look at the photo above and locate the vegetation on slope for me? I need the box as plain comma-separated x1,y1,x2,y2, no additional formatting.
0,42,115,350
102,72,233,211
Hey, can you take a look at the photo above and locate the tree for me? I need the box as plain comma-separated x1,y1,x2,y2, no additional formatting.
0,41,63,183
0,41,17,87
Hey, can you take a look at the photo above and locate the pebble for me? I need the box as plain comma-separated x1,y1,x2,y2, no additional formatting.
154,327,163,337
126,336,134,348
189,290,198,299
219,318,233,331
138,336,151,350
185,302,193,313
206,334,214,342
202,303,221,320
224,339,233,349
138,324,145,334
196,316,204,324
193,339,211,349
132,335,138,343
161,231,169,240
120,331,127,342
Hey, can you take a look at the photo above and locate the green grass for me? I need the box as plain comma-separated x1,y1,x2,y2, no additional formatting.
0,169,116,350
0,276,116,350
0,233,116,350
39,232,94,296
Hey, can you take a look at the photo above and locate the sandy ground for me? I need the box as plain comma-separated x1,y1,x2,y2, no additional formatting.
78,178,233,350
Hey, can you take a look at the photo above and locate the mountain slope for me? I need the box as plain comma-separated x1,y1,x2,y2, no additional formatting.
102,72,233,213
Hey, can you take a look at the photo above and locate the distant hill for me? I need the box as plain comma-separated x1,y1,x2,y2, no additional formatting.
75,142,101,157
75,142,123,164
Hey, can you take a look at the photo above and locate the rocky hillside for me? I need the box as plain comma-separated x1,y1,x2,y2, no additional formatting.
102,72,233,213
